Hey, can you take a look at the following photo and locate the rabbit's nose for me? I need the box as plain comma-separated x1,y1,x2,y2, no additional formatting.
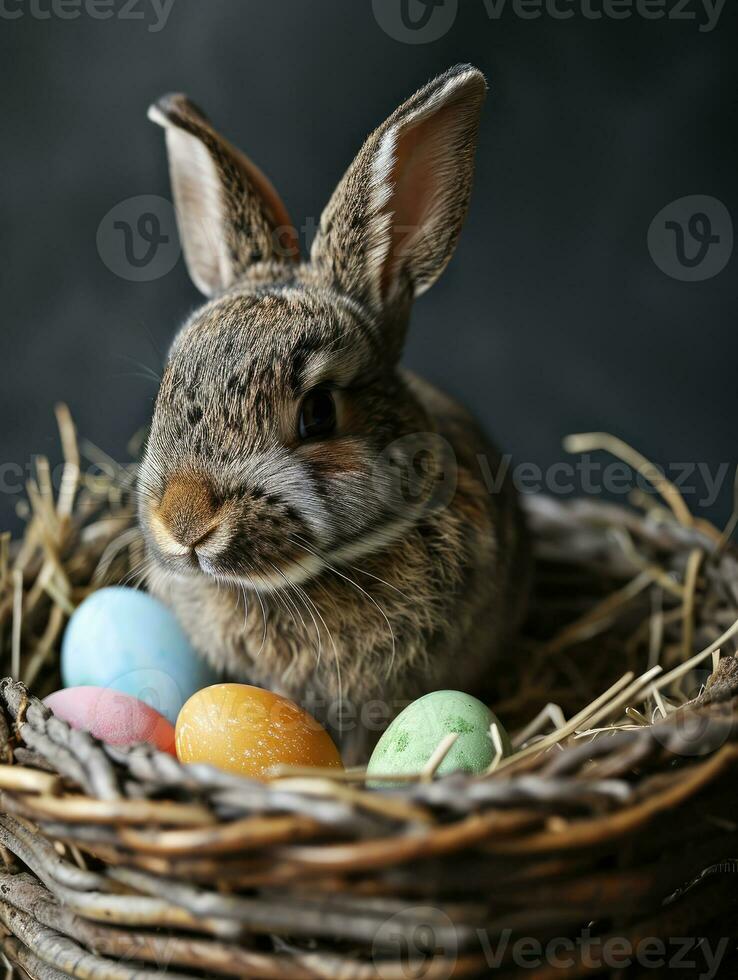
155,472,222,552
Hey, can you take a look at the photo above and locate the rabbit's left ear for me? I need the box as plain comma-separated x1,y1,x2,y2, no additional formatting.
311,65,487,315
149,94,299,297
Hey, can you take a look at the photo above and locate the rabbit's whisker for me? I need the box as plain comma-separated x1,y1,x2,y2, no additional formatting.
284,559,343,710
289,533,396,678
297,576,342,716
113,352,163,385
290,579,323,675
267,559,320,666
237,582,249,632
346,562,413,605
248,573,269,659
117,553,157,591
202,560,271,664
263,561,307,681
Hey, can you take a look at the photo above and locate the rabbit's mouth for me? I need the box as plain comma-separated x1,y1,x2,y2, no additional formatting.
144,514,327,593
193,551,325,592
138,461,333,588
143,479,425,595
193,508,421,593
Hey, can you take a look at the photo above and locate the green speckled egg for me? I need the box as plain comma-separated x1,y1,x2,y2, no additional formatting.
367,690,510,783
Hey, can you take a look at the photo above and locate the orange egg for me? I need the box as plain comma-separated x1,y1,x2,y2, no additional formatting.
175,684,343,780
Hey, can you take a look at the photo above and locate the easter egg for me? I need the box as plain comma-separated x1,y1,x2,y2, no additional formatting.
175,684,343,780
45,687,176,755
61,587,217,725
367,690,510,782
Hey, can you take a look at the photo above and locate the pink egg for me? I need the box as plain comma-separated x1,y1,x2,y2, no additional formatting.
45,687,176,755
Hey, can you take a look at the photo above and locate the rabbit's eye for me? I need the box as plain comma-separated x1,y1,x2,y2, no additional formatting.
298,388,336,440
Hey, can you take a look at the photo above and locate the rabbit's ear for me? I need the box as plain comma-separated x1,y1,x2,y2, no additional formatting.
311,65,486,314
149,94,299,296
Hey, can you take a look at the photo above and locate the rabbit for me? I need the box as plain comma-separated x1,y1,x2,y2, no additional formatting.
138,64,530,761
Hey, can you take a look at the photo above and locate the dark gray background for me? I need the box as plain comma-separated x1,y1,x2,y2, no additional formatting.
1,0,736,533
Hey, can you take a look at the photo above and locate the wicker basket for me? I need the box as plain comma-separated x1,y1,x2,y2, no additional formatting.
1,413,737,979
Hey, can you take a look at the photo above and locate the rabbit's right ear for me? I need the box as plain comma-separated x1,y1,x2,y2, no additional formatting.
311,65,487,318
149,94,298,297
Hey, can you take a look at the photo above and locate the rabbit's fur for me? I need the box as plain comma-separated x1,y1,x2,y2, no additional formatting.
139,65,529,759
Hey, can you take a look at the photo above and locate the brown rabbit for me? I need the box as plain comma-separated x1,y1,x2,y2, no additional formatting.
138,65,529,760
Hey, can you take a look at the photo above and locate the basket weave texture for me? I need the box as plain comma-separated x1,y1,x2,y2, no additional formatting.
1,418,738,979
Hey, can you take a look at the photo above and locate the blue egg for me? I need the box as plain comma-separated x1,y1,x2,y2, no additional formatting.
62,587,218,725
